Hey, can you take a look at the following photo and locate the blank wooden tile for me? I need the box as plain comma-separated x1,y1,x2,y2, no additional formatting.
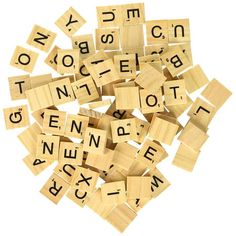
111,118,137,143
168,19,190,43
42,109,66,135
36,134,60,160
127,159,148,176
172,143,200,172
83,127,107,154
71,76,99,104
30,73,52,89
10,46,38,73
140,89,164,114
23,154,54,176
67,187,90,207
115,86,140,109
146,168,170,198
27,24,56,52
55,7,86,37
135,63,166,93
146,20,169,45
160,45,191,77
96,28,120,50
72,166,99,193
163,79,187,106
149,114,179,145
101,181,126,205
49,77,75,106
64,114,89,139
44,45,61,72
57,49,80,74
3,105,29,129
97,114,116,140
187,97,216,130
59,141,83,165
179,64,209,93
178,121,209,151
54,163,77,184
89,99,112,109
72,34,95,59
201,79,232,110
40,173,69,204
8,74,31,100
106,203,137,233
134,118,150,144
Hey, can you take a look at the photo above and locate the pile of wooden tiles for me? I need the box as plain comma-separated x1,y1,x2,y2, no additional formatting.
3,3,232,232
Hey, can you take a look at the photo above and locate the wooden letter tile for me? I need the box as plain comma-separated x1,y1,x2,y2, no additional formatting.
44,45,61,72
67,187,90,207
54,163,77,184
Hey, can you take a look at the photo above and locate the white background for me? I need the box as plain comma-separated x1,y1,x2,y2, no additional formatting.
0,0,236,235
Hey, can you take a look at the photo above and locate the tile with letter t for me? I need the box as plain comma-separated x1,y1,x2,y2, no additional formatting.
40,173,70,204
3,105,29,129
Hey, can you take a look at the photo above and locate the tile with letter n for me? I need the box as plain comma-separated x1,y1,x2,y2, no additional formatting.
49,77,75,106
40,173,70,204
10,46,38,73
101,181,126,205
42,109,66,136
55,7,86,37
83,127,107,154
72,166,99,193
67,187,90,207
36,134,60,161
3,105,30,130
27,24,56,52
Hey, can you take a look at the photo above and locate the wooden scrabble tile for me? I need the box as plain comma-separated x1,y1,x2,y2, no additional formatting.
79,107,103,128
201,79,232,110
54,163,77,184
133,118,150,144
121,3,145,25
72,166,99,193
25,84,54,112
179,65,209,93
55,7,86,37
89,99,112,109
146,168,170,198
114,54,136,79
3,105,29,129
23,154,54,176
122,47,144,68
44,45,61,72
137,139,167,168
138,54,160,64
127,176,151,200
106,100,131,119
158,114,183,134
8,74,31,100
149,114,179,145
146,20,169,45
87,188,115,218
86,148,114,172
71,76,99,104
36,134,60,160
40,173,69,204
96,28,120,50
115,86,140,109
120,24,144,50
172,143,200,172
179,43,193,65
18,123,42,155
27,24,56,52
57,49,80,74
163,79,187,106
112,143,137,171
111,118,137,143
127,159,147,176
135,63,166,93
30,74,52,89
64,114,89,139
72,34,95,59
101,181,126,205
145,44,168,56
127,197,151,213
89,59,120,87
67,187,90,207
187,97,216,130
106,203,137,232
140,89,164,114
49,77,75,106
10,46,38,73
42,109,66,135
160,45,191,77
58,141,83,165
168,19,190,43
75,60,90,80
83,127,107,154
178,121,209,151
